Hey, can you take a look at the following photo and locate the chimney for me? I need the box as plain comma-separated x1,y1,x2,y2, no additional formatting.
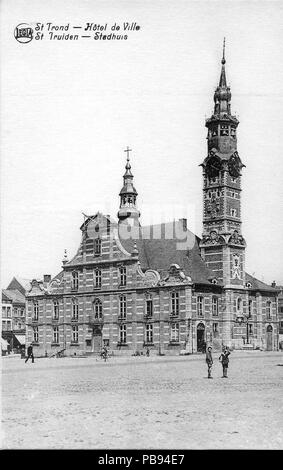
43,274,51,287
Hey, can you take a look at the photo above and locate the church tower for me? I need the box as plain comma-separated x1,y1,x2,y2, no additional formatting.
118,147,140,226
200,40,246,287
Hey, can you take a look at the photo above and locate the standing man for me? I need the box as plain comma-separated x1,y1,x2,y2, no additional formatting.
25,344,35,363
205,346,213,378
219,346,230,378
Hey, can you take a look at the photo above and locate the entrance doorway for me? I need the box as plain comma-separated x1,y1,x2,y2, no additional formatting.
197,323,205,352
266,325,273,351
92,326,102,352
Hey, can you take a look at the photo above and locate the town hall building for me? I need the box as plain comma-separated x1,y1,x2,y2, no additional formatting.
26,45,279,356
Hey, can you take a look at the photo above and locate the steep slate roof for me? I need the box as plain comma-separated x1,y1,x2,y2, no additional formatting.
245,273,279,293
2,289,26,304
6,277,32,295
120,220,216,285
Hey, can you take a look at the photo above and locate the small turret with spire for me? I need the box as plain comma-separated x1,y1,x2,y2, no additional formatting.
118,147,140,225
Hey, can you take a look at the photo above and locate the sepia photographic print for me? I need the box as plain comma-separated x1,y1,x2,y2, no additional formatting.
1,0,283,455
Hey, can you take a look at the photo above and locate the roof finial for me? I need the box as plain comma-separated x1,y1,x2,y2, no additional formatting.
222,37,226,65
62,249,69,265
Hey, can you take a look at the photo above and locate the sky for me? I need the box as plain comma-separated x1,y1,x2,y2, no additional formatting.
1,0,283,287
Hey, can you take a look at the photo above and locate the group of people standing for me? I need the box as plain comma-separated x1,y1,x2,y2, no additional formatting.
205,345,230,379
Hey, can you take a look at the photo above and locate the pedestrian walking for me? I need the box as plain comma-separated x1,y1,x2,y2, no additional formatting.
219,346,230,378
25,344,34,363
146,348,150,357
205,346,213,378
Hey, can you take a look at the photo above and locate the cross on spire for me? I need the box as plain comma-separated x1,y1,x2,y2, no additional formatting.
124,146,132,161
222,37,226,64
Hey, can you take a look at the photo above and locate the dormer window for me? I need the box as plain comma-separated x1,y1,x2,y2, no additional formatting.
230,208,237,217
94,238,101,256
246,282,252,288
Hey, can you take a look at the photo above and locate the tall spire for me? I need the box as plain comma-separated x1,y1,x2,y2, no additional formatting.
118,147,140,224
205,39,239,154
219,37,227,87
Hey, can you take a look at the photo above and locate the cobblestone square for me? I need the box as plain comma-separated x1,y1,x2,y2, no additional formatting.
1,351,283,449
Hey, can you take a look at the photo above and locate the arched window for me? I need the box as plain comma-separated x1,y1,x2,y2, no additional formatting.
72,298,79,320
72,271,79,290
212,297,218,316
94,238,101,256
94,299,102,319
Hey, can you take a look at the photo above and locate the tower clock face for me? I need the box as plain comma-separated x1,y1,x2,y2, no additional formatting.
206,157,221,178
228,154,240,177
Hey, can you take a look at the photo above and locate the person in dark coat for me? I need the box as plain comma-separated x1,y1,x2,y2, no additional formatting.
25,344,34,363
205,346,213,378
219,346,230,378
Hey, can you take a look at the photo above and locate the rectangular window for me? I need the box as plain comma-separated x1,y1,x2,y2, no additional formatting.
119,295,127,319
171,292,179,316
72,325,78,343
213,322,219,337
72,300,79,320
53,300,59,319
94,238,102,256
146,299,153,317
197,296,203,316
53,326,59,343
95,269,102,288
220,124,229,136
248,300,252,317
266,301,271,319
72,271,79,290
230,208,237,217
248,324,253,335
119,324,127,344
33,302,39,320
212,297,218,316
119,266,127,287
145,324,153,344
170,323,179,342
33,326,39,343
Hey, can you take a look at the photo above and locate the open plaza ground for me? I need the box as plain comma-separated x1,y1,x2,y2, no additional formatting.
1,351,283,449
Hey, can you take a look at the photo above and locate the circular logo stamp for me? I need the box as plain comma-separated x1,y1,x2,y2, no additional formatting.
14,23,33,43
